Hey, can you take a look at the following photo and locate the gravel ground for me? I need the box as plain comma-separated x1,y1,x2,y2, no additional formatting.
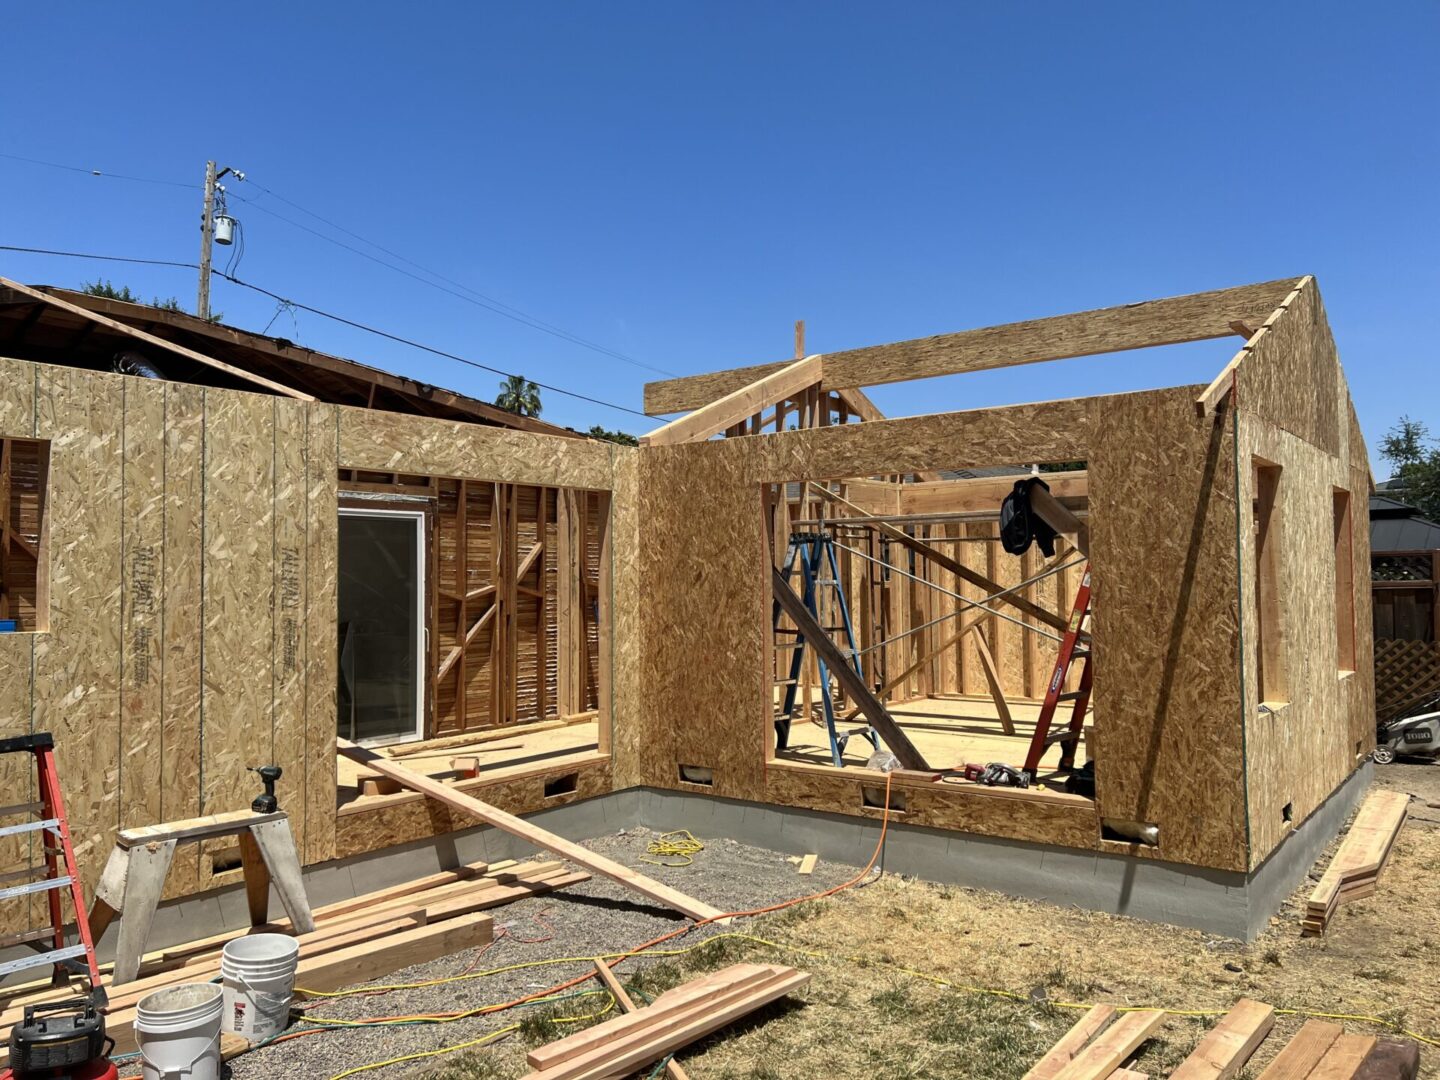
223,827,858,1080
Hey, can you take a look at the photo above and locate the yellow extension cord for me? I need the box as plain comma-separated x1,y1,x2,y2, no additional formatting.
638,829,706,867
300,929,1439,1078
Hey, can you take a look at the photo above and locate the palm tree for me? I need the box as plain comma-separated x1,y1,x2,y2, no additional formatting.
495,375,542,417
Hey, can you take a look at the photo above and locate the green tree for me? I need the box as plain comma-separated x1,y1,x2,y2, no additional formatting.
494,375,542,417
586,425,638,446
1379,415,1440,521
80,281,221,323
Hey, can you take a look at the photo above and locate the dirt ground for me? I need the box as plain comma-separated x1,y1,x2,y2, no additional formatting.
226,764,1439,1080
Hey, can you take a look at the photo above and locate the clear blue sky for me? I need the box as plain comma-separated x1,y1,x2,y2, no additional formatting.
2,4,1435,464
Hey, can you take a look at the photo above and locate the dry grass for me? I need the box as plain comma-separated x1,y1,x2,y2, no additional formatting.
421,765,1440,1079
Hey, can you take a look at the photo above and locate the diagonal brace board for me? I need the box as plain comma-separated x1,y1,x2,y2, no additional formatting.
809,483,1068,633
771,566,928,770
337,740,729,923
641,354,822,446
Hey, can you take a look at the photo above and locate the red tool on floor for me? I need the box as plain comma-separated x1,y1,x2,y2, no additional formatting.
1022,565,1094,780
0,732,114,1080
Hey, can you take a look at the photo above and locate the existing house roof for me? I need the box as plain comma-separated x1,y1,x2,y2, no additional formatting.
1370,494,1440,552
0,282,579,438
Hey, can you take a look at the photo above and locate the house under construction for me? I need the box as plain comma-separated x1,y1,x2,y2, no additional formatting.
0,273,1374,941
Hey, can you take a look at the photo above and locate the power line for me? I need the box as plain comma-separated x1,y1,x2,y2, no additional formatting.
1,150,673,377
0,244,199,270
0,242,651,420
230,183,676,377
0,151,199,189
215,269,653,419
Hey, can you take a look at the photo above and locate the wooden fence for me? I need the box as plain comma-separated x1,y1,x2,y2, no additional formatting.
1373,549,1440,719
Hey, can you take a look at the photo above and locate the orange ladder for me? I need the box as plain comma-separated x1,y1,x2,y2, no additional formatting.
1022,566,1093,780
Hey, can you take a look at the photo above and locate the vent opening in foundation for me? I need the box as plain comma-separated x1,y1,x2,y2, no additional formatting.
678,764,714,786
208,847,243,874
861,786,906,813
1282,801,1294,824
1101,818,1159,846
543,773,578,799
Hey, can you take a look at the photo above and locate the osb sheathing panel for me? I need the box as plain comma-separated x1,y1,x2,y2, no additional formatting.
159,383,205,896
338,406,615,490
333,757,612,859
33,364,125,876
1239,414,1373,868
119,378,167,846
1087,390,1246,871
273,399,309,857
608,449,644,789
1234,279,1341,459
0,358,37,928
303,404,339,867
633,387,1257,870
765,764,1100,850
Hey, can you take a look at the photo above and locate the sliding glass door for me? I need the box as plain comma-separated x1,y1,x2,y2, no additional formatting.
337,508,426,745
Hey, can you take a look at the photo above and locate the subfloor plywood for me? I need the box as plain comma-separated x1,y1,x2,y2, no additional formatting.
774,695,1091,774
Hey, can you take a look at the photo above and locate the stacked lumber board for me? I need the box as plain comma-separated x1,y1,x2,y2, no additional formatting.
0,857,586,1066
1256,1021,1420,1079
1022,1004,1167,1079
521,963,811,1079
1303,790,1409,935
1025,1001,1420,1080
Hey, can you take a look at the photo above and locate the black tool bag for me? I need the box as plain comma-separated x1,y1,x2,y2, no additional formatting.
1000,478,1058,557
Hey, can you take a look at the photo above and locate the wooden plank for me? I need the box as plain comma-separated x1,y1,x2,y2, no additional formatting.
797,853,818,875
1307,1034,1378,1080
116,809,286,847
1170,999,1274,1080
98,913,494,1060
641,355,822,444
1023,1004,1117,1080
592,960,692,1080
1254,1022,1343,1080
0,276,313,401
644,278,1300,414
1052,1009,1166,1080
338,739,729,922
771,565,928,771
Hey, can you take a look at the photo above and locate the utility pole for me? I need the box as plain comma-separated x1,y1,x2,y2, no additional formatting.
197,160,218,320
197,159,243,320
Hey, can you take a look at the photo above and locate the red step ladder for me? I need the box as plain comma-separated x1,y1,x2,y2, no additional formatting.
1022,566,1094,779
0,732,105,1003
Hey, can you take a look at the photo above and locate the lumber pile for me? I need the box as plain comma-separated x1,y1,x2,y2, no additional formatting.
1303,790,1409,935
521,963,811,1079
1257,1021,1420,1079
1170,998,1274,1079
0,857,585,1067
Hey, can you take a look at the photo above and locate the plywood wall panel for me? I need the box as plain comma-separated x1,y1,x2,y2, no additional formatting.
0,357,36,927
303,404,338,866
198,390,275,887
119,378,166,834
160,383,205,896
1089,389,1246,871
338,407,613,490
1235,280,1341,458
33,364,124,878
272,398,309,856
608,451,643,789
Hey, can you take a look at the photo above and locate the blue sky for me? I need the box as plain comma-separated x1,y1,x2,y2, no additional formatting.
1,4,1435,464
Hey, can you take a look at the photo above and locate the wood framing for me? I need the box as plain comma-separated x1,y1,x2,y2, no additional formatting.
641,354,822,445
644,278,1299,414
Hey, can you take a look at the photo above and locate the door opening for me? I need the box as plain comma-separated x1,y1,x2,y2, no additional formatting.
338,508,427,745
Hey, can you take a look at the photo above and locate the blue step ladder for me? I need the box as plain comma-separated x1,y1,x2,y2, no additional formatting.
772,532,879,767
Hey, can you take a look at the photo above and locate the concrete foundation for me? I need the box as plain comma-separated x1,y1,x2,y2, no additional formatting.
22,763,1372,966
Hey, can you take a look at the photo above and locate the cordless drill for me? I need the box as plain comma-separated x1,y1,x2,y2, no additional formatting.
249,764,283,813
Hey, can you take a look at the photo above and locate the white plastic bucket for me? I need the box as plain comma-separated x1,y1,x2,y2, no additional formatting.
134,982,224,1080
220,933,300,1041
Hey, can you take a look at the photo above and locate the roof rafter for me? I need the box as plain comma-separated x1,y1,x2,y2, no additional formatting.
644,277,1302,415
